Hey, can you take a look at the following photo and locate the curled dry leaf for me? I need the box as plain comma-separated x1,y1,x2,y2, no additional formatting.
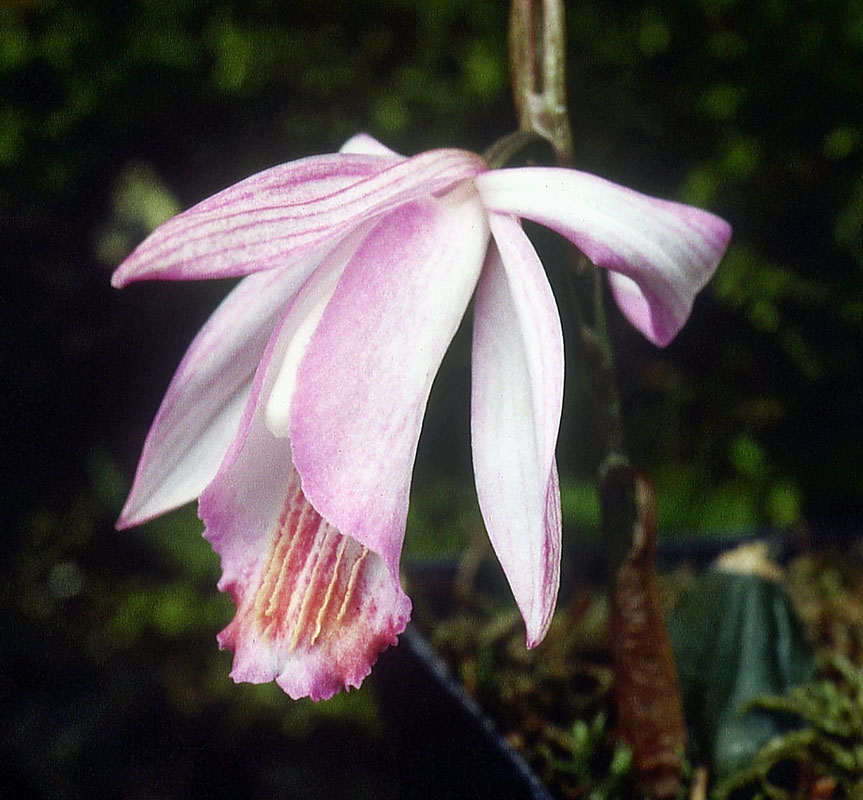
608,467,686,799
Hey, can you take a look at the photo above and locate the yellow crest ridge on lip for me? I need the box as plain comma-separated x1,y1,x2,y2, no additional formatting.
252,473,370,654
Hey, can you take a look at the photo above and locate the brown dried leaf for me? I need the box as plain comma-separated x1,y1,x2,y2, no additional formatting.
609,469,686,799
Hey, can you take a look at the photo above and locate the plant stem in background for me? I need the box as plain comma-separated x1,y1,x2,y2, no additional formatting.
508,0,573,166
508,2,686,795
508,0,625,480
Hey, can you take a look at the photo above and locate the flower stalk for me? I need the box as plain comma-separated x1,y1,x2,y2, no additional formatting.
509,0,627,473
509,1,687,795
509,0,629,562
508,0,573,166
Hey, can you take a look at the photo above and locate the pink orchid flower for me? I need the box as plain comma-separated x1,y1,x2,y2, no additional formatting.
113,133,731,700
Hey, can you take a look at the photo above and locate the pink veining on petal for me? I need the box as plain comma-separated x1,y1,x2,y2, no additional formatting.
215,466,411,702
111,155,386,288
112,148,486,287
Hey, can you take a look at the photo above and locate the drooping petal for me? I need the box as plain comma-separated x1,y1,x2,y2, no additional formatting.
117,261,316,528
471,213,564,647
287,187,490,575
476,167,732,346
199,231,410,701
112,148,485,287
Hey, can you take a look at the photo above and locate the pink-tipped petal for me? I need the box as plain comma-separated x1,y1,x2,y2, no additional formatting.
199,237,410,700
289,188,490,575
112,149,485,288
476,167,732,346
471,213,564,646
117,262,315,528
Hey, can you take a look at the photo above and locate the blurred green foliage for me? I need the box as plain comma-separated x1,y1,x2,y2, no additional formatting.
3,0,863,795
716,654,863,799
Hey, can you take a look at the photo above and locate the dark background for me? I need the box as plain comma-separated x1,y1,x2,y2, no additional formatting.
2,0,862,797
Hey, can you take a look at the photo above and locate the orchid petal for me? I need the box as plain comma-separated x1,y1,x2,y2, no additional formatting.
472,213,563,646
199,233,410,701
339,133,403,158
288,188,490,575
476,167,732,346
117,261,316,528
112,148,485,288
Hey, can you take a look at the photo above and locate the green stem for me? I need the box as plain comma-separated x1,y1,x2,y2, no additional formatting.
508,0,632,576
482,129,549,169
508,0,573,166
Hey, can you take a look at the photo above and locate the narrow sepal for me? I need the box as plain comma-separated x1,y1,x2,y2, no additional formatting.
471,213,564,646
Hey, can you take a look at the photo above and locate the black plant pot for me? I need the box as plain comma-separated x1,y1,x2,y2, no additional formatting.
373,623,555,800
